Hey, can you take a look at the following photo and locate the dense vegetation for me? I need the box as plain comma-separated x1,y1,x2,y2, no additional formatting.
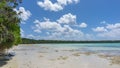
0,0,22,51
21,38,120,44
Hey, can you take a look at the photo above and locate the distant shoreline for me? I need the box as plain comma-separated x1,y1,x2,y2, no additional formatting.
21,38,120,44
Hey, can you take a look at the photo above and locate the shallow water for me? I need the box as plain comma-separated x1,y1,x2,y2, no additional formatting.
36,43,120,56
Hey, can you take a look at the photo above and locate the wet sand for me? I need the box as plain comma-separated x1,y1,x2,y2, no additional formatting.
0,44,120,68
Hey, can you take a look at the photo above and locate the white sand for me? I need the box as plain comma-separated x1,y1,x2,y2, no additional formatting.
0,44,120,68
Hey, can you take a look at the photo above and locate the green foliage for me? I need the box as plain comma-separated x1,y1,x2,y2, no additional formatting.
0,0,22,50
21,38,120,44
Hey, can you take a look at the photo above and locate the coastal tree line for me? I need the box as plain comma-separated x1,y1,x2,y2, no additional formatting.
21,38,120,44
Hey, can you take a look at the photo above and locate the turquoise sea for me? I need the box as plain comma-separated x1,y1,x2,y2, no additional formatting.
37,43,120,56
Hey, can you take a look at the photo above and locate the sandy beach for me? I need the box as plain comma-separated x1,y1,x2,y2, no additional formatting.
0,44,120,68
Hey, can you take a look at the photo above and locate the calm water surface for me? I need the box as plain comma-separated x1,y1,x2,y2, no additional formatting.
36,43,120,56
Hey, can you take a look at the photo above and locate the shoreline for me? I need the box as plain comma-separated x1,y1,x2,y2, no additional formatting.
0,44,120,68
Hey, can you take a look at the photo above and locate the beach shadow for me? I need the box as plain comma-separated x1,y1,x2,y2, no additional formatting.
0,56,13,67
0,60,8,67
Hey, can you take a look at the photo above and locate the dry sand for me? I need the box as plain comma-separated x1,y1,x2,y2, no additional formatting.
0,44,120,68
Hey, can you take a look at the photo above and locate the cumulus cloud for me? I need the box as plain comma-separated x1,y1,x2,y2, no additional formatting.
33,19,62,32
37,0,80,11
57,0,79,5
98,29,120,38
93,23,120,39
32,18,84,40
14,7,31,23
92,27,107,32
106,23,120,29
47,25,84,40
37,0,63,12
57,13,76,24
31,13,92,40
79,22,87,28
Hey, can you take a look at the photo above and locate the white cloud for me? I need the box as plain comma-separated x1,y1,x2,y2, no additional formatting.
37,0,63,12
85,34,95,40
79,22,87,28
31,13,92,40
20,28,24,37
57,13,76,24
47,25,84,40
26,34,35,39
98,29,120,38
33,19,62,32
93,23,120,39
37,0,80,11
92,27,107,32
20,28,36,39
106,23,120,29
14,7,31,23
57,0,79,5
33,18,84,40
34,29,41,33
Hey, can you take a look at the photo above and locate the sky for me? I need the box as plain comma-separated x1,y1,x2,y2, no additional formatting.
16,0,120,40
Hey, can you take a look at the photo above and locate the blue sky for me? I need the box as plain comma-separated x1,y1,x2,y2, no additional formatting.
16,0,120,40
